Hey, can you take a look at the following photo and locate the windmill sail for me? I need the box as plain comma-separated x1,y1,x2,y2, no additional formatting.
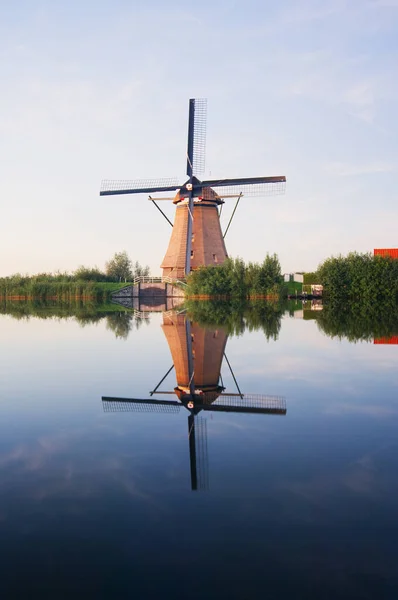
201,393,286,414
200,176,286,199
102,397,181,413
101,394,286,415
186,98,207,178
100,178,180,196
189,415,209,491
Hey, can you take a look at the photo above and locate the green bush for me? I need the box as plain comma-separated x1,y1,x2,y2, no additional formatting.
316,252,398,306
185,255,283,298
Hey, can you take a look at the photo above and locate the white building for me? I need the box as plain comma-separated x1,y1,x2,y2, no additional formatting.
283,273,304,283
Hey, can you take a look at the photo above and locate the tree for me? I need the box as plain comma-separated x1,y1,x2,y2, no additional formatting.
258,253,282,295
105,251,133,282
132,260,150,279
106,311,147,339
106,312,133,339
74,266,106,282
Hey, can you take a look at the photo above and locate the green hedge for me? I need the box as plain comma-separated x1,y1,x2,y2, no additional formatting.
185,255,283,298
316,252,398,305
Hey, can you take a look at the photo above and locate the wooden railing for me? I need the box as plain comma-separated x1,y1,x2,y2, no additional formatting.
132,275,187,287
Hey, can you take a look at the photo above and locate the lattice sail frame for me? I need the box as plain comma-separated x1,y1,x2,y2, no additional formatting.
100,98,286,205
191,99,207,177
212,394,286,411
201,180,286,199
102,393,286,414
102,399,180,414
100,178,180,194
194,416,209,491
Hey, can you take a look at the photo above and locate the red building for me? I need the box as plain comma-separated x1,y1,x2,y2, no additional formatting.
374,248,398,259
373,249,397,344
374,337,398,345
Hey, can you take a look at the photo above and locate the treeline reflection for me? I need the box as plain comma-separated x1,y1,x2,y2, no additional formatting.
0,299,147,339
184,300,398,342
183,300,283,339
315,303,398,342
1,298,397,342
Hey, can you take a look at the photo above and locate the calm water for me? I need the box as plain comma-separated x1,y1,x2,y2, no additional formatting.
0,305,397,599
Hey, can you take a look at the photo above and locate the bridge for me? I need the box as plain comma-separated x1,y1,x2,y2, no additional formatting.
111,276,186,312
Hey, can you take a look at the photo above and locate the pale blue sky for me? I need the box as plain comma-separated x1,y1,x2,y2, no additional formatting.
1,0,397,276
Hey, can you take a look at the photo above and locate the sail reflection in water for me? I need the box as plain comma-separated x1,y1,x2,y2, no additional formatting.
102,311,286,490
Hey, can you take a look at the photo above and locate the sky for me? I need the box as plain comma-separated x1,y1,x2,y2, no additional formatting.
1,0,397,276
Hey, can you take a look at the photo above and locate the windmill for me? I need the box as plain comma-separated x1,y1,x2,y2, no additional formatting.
102,311,286,491
100,99,286,279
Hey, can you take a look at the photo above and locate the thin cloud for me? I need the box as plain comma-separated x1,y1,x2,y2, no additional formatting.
370,0,398,6
324,403,398,417
325,161,397,176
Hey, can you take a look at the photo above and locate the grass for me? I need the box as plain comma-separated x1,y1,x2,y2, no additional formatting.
284,281,303,295
0,281,131,301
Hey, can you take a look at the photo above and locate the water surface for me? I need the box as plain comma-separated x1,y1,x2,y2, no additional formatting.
0,306,397,599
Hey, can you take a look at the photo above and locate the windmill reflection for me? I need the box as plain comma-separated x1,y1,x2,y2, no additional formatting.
102,311,286,491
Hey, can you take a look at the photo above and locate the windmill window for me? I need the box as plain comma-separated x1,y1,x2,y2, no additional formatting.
213,254,218,262
191,251,194,257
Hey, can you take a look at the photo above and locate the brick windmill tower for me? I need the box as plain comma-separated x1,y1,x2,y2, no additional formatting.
100,99,286,279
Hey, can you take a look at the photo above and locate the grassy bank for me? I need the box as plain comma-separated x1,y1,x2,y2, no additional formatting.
0,278,130,301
